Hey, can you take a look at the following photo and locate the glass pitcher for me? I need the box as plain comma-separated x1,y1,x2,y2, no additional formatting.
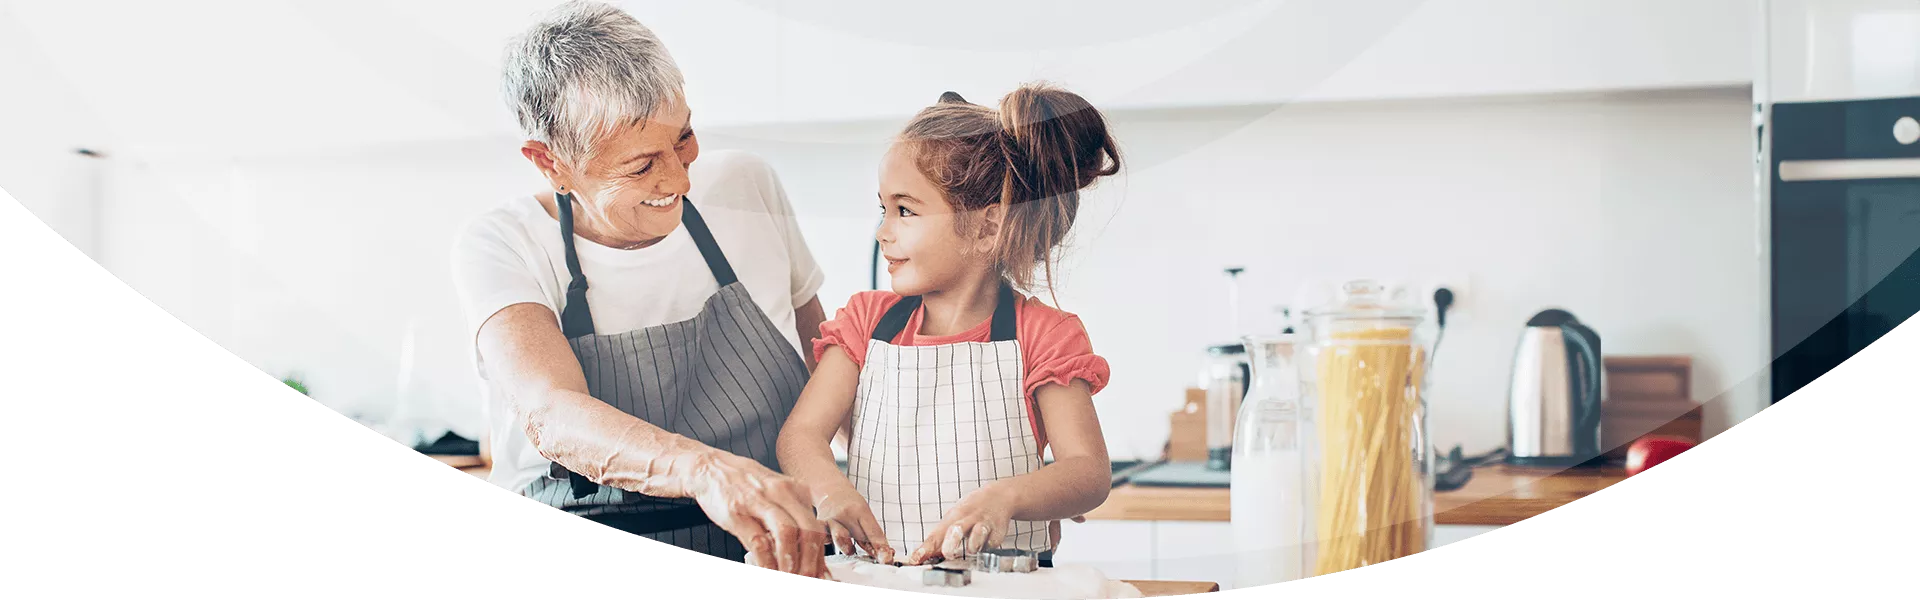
1230,334,1306,586
1295,279,1434,577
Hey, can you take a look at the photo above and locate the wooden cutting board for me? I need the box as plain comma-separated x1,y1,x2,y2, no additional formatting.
1601,356,1702,458
1166,388,1208,462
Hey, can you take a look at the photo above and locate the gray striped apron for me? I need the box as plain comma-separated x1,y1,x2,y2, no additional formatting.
526,193,807,562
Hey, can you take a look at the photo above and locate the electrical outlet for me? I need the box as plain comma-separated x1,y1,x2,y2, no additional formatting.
1409,273,1471,328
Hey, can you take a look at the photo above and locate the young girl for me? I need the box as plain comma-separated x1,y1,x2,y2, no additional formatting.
777,84,1121,566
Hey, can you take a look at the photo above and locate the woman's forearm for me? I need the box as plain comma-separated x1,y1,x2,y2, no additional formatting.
517,386,717,499
476,304,726,501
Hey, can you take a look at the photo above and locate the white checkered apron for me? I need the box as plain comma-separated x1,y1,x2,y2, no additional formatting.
844,288,1051,555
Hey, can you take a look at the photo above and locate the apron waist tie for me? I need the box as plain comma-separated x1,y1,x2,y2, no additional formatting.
583,505,714,536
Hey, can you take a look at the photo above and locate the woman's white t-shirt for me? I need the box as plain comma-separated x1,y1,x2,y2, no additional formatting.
450,149,825,494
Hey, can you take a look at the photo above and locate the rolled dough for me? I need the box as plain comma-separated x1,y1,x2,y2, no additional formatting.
748,554,1143,599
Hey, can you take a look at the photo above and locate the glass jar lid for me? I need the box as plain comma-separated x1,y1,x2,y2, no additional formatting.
1303,279,1425,325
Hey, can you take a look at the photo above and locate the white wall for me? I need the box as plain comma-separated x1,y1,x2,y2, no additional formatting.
0,2,113,260
82,143,545,443
726,88,1764,459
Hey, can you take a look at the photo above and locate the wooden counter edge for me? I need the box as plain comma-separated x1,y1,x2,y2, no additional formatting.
1085,466,1628,526
1126,580,1219,596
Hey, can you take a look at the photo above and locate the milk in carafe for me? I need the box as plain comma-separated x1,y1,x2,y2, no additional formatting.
1230,335,1308,587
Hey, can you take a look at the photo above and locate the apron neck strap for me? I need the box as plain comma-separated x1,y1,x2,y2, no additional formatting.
871,283,1020,343
989,282,1019,342
553,193,736,340
678,198,739,287
555,192,596,339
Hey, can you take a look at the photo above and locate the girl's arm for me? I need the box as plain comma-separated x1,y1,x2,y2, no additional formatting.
776,345,894,560
794,296,825,372
1001,380,1113,520
776,345,860,503
792,296,855,450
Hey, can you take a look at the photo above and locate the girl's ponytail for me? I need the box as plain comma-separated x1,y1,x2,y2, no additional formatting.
992,84,1122,293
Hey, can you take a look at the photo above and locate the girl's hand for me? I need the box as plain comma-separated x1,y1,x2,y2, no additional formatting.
817,489,894,563
905,484,1016,565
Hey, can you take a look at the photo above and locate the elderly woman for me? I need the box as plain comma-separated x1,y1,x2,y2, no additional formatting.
451,1,829,577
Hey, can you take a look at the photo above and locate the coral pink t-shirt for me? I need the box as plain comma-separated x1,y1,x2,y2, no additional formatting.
812,290,1110,451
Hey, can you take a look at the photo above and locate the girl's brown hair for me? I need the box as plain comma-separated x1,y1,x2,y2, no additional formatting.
899,83,1122,295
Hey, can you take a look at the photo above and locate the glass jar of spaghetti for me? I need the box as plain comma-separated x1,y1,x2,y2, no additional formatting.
1295,279,1434,577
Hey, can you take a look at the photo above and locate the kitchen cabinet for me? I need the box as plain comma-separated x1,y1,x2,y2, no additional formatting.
1054,519,1156,582
626,2,784,129
1058,520,1504,591
1762,0,1920,103
664,0,1755,128
1152,521,1238,591
1269,0,1755,105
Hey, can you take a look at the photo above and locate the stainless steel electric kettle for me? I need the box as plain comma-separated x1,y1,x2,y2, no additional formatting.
1506,309,1605,466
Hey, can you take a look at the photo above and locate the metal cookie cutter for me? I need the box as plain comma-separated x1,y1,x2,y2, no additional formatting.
971,548,1040,573
923,559,973,587
847,552,902,567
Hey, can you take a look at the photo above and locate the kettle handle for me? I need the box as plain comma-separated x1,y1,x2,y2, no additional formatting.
1562,322,1604,455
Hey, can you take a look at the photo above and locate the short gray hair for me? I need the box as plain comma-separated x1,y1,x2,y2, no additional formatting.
501,1,685,164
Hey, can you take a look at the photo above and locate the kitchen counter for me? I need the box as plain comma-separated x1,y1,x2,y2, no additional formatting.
1085,464,1628,526
458,462,1624,526
446,464,1217,596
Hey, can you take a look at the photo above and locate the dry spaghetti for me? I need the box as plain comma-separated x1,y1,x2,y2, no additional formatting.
1312,325,1428,576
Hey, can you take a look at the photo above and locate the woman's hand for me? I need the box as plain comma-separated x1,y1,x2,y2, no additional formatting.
688,450,830,579
816,489,893,563
477,303,826,577
905,483,1017,565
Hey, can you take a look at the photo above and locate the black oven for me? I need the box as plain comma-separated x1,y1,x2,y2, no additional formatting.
1770,95,1920,404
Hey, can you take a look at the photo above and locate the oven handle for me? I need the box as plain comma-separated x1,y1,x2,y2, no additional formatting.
1778,158,1920,182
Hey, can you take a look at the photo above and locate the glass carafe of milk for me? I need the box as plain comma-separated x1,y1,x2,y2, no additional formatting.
1230,334,1305,587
